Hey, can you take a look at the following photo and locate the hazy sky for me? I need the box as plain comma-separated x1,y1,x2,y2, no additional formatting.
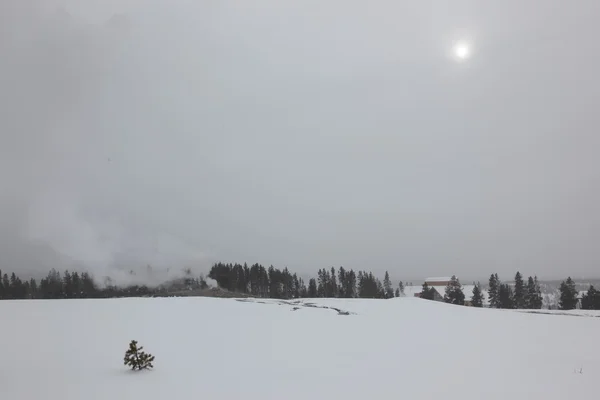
1,0,600,282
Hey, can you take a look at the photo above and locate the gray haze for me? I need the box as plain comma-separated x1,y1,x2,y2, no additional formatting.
1,0,600,283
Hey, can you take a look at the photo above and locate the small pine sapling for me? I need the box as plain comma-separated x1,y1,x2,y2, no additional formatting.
124,340,155,371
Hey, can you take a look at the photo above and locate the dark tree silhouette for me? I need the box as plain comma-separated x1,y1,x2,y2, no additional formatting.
471,283,484,307
559,277,578,310
124,340,155,371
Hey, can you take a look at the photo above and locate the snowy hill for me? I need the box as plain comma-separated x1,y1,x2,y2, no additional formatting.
1,297,597,399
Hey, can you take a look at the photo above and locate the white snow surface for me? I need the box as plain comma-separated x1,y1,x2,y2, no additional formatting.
1,297,597,399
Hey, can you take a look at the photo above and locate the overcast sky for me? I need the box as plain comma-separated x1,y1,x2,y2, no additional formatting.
1,0,600,282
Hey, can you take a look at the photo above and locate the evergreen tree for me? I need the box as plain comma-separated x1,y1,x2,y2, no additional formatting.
398,281,405,296
581,285,600,310
9,272,18,299
308,279,318,297
337,266,357,298
2,274,10,297
444,275,465,305
330,267,338,298
71,272,81,298
123,340,155,370
395,288,400,297
357,271,364,297
80,272,97,298
513,272,525,309
297,277,307,298
471,282,484,307
559,277,578,310
383,271,393,299
347,269,357,298
488,273,499,308
324,269,333,297
9,272,27,299
525,276,542,309
292,274,300,298
376,279,385,299
498,284,514,309
63,270,73,298
317,269,326,297
23,280,31,299
29,278,38,299
338,267,347,297
420,282,435,300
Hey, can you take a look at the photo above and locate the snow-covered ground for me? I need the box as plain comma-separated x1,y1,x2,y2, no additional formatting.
517,309,600,318
1,297,597,399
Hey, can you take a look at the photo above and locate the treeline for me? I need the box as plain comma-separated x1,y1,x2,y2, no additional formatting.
417,272,600,311
486,272,543,309
418,272,544,309
3,264,599,311
558,277,600,310
0,268,208,300
208,263,399,299
487,273,600,310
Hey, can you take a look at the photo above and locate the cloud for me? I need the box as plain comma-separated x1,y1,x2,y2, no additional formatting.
1,0,600,283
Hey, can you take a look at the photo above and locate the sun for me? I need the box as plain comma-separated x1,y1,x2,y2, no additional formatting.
453,42,470,60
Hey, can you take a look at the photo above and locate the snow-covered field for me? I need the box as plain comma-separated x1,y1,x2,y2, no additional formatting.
1,297,597,399
517,309,600,318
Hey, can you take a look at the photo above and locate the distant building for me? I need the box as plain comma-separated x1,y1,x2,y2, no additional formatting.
424,277,489,307
399,278,489,307
403,281,445,302
401,284,425,298
425,277,452,286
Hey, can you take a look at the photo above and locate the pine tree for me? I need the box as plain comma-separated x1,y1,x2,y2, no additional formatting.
124,340,155,370
29,278,38,299
498,284,514,309
330,267,338,298
63,270,73,299
23,280,31,299
308,279,318,298
559,277,578,310
338,267,346,297
376,278,385,299
581,285,594,310
420,282,435,300
317,269,327,297
2,273,10,298
398,281,405,296
471,282,484,307
444,275,465,305
581,285,600,310
513,272,525,309
81,272,97,298
383,271,393,299
9,272,18,299
297,277,307,298
348,269,357,298
357,271,364,297
488,273,499,308
395,288,400,297
524,276,542,309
